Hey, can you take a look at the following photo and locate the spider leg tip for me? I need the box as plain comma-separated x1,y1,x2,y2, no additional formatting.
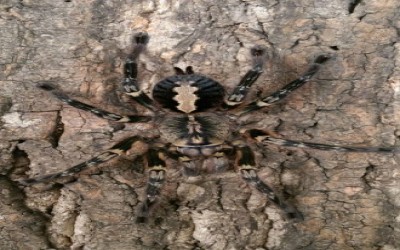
280,203,304,221
135,216,148,224
250,45,267,57
17,178,37,186
134,32,150,45
314,54,331,64
37,83,56,91
286,209,304,221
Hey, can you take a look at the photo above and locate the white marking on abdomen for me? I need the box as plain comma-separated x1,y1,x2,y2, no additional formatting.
173,84,199,113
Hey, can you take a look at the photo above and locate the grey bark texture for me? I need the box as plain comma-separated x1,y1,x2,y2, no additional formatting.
1,0,399,249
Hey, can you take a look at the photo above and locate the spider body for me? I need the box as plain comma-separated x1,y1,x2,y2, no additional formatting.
151,67,229,156
21,32,397,222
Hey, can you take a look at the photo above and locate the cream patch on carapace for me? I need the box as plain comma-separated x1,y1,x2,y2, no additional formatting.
172,82,198,113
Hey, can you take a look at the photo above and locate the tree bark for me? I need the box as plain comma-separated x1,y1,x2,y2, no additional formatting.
1,0,399,249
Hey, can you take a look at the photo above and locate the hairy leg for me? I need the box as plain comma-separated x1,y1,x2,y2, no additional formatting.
240,55,330,114
122,32,155,111
19,136,145,185
136,147,168,223
223,46,267,109
245,129,398,153
38,84,151,123
233,141,303,220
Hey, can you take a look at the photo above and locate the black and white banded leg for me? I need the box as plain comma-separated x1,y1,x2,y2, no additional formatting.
122,32,155,111
246,129,398,153
234,142,303,220
137,147,167,223
240,55,330,114
223,46,267,109
38,84,151,123
19,136,145,185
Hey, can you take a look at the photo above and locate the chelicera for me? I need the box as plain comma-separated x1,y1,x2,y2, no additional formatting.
20,32,396,222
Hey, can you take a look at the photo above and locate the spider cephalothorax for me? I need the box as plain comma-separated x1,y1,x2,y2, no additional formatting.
20,32,397,222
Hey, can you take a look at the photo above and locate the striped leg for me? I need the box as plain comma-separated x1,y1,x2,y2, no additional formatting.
38,84,151,123
234,142,303,220
19,136,144,185
122,32,155,111
240,55,330,114
136,147,167,223
246,129,398,153
223,46,267,109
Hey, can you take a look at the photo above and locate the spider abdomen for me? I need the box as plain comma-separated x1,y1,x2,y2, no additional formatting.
153,74,224,113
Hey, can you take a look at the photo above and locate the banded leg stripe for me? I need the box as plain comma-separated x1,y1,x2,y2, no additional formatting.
224,69,263,107
122,76,154,111
241,55,330,114
247,129,398,153
122,32,155,111
235,144,303,219
20,136,143,185
38,84,151,123
223,46,266,108
137,148,167,223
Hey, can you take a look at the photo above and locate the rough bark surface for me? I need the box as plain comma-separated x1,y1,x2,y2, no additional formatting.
1,0,399,249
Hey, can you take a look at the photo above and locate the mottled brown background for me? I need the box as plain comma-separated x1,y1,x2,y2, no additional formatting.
1,0,399,249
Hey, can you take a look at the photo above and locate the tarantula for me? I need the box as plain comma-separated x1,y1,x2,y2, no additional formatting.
20,32,397,222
